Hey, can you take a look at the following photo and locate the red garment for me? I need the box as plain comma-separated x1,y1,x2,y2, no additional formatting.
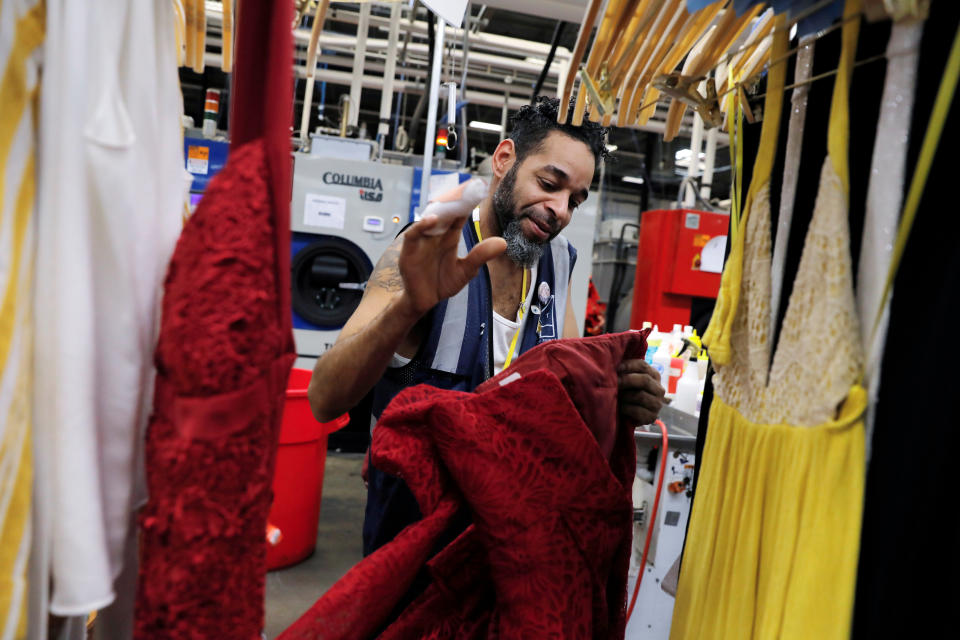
585,277,607,336
280,332,649,640
134,2,295,638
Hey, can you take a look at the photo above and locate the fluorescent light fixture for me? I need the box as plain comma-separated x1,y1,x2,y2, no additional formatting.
468,120,503,133
606,144,618,152
622,176,645,185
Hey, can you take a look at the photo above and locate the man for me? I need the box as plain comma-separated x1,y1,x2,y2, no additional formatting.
308,97,666,555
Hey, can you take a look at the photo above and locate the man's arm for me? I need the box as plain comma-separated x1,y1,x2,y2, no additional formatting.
308,212,506,423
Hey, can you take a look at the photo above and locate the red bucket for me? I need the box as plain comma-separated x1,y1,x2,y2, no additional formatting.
266,368,349,570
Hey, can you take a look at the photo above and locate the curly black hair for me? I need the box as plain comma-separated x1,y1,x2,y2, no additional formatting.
508,96,609,166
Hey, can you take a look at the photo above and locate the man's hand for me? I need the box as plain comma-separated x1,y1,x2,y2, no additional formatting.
617,359,667,426
396,210,506,315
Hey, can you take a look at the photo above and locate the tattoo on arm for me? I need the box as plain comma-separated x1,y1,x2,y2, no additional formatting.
368,240,404,292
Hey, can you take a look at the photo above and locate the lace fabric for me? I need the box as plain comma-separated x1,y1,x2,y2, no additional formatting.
280,332,648,640
134,141,294,639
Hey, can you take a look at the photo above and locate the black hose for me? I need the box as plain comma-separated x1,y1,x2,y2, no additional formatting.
407,4,434,148
606,222,640,333
532,21,565,103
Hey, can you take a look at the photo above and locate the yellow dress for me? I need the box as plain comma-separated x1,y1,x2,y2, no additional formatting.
0,1,44,638
671,3,867,639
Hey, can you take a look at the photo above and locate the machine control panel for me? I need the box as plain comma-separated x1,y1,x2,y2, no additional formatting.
362,216,385,232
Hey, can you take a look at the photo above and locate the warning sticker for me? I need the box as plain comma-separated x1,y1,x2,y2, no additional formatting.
187,145,210,175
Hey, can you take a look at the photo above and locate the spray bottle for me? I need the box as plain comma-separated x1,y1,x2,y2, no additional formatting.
652,335,673,393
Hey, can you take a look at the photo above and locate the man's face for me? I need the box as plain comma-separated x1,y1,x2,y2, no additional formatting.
491,131,596,267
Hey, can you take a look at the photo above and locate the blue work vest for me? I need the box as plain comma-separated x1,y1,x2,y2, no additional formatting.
363,222,577,555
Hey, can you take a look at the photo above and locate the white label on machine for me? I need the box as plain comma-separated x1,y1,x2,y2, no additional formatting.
700,235,727,273
303,193,346,230
684,213,700,229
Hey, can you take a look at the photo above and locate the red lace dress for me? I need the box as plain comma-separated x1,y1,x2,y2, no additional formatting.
134,2,296,638
280,332,648,640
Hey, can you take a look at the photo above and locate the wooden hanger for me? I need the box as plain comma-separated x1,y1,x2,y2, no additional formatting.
653,72,724,128
306,0,332,79
184,0,195,69
193,0,206,73
662,3,764,140
172,1,185,67
634,1,723,126
558,0,605,124
610,0,676,124
573,0,640,125
710,8,774,125
222,0,234,73
616,0,689,126
590,0,664,124
606,0,659,83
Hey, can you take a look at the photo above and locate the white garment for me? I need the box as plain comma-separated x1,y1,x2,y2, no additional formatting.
856,21,922,461
492,264,538,375
30,0,186,634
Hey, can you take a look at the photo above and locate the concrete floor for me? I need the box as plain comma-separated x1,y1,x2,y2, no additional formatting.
264,452,367,638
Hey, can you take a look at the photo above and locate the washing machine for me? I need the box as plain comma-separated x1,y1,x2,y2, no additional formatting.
290,154,413,370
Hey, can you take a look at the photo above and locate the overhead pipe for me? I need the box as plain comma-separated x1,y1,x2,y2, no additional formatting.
700,126,718,201
377,1,403,153
407,9,435,151
306,35,567,79
684,113,704,207
321,6,573,61
203,4,572,66
459,1,471,167
419,13,447,214
532,20,565,102
348,2,371,129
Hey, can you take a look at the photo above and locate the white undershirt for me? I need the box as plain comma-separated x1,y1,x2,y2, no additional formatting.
492,263,538,375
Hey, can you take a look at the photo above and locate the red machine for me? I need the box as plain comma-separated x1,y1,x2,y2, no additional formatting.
629,209,728,330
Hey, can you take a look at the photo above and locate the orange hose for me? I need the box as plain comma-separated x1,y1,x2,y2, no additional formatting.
626,419,669,622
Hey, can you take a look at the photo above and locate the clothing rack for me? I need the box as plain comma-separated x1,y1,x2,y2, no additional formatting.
561,0,928,139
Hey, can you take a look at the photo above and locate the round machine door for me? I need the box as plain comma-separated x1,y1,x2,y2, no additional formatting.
292,236,373,328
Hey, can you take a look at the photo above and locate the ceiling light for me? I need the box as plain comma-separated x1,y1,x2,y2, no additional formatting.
606,144,618,152
622,176,645,185
468,120,503,133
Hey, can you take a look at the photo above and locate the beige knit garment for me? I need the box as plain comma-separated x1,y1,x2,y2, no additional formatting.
713,160,864,427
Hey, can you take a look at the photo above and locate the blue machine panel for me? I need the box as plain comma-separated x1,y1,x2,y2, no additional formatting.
408,168,472,223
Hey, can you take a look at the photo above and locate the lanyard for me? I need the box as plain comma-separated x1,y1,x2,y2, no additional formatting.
473,208,528,369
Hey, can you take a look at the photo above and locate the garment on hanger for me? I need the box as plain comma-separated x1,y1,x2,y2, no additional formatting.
672,2,866,638
280,332,648,640
28,1,186,637
0,1,43,638
770,35,814,346
134,0,297,637
855,19,923,459
853,1,960,635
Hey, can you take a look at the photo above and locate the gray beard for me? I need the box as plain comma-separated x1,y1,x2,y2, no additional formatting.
501,218,544,268
492,165,546,268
